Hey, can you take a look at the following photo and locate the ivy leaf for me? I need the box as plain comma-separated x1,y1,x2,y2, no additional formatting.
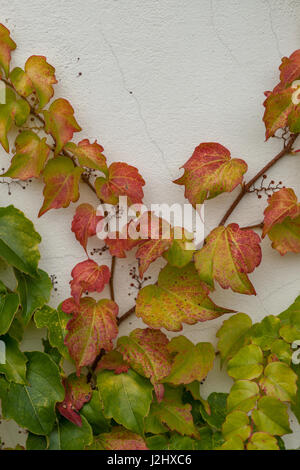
246,432,279,451
0,335,27,384
1,351,64,435
263,87,294,140
262,188,300,255
279,50,300,86
0,87,30,152
14,268,52,325
146,386,198,437
0,24,16,77
57,373,92,427
95,162,145,205
199,392,228,431
105,231,141,258
88,427,148,450
10,56,57,110
195,224,261,295
69,259,110,304
71,203,103,253
250,315,281,351
136,263,231,331
164,336,215,385
279,294,300,344
222,411,251,442
0,205,41,276
252,396,291,436
63,297,119,374
81,391,111,435
270,339,292,364
0,291,19,335
43,98,81,155
174,143,247,206
96,350,130,375
227,344,263,380
216,313,252,366
97,369,153,435
26,433,47,450
38,156,83,217
117,328,172,394
259,361,297,402
65,139,107,173
3,131,50,180
48,415,92,450
34,304,69,358
163,237,195,268
227,380,259,413
216,436,244,450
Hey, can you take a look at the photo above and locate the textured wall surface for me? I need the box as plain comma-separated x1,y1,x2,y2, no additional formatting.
1,0,300,448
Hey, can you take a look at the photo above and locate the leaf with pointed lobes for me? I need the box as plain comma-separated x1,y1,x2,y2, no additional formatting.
57,373,92,427
95,162,145,205
65,139,107,173
38,156,83,217
70,259,110,304
63,296,119,375
117,328,173,392
263,86,294,140
0,87,30,152
96,350,129,374
262,187,300,254
174,143,247,206
0,24,16,78
279,50,300,86
88,427,148,450
10,56,57,110
194,223,262,295
164,336,215,385
136,263,232,332
3,131,50,180
71,203,103,253
43,98,81,154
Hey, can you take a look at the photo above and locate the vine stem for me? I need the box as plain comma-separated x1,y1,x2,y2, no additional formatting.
219,133,299,226
109,255,116,302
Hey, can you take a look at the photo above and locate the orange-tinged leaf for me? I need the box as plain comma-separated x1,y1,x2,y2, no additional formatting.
136,238,172,278
95,162,145,205
71,203,103,253
65,139,107,173
38,156,83,217
263,87,294,140
174,143,247,206
3,130,50,180
63,296,119,375
105,232,141,258
194,223,262,295
96,350,129,374
43,99,81,155
136,263,232,331
90,427,148,450
0,24,16,78
57,373,92,427
9,67,34,96
70,259,110,304
280,50,300,86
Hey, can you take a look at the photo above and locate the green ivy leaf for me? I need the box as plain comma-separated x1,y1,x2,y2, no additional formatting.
163,237,195,268
199,392,228,431
250,315,281,350
97,369,153,435
259,361,297,402
279,296,300,343
227,380,259,413
1,351,64,435
0,24,16,77
0,335,27,384
246,432,279,450
252,396,292,436
48,415,93,450
216,313,252,366
0,292,19,335
227,344,263,380
222,410,251,442
270,339,292,364
0,87,30,152
15,268,52,325
26,433,47,450
216,435,244,450
34,304,69,358
81,391,111,435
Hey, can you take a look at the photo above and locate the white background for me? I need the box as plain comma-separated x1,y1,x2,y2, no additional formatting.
1,0,300,448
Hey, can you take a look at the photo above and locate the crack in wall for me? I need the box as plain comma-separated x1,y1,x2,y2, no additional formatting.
266,0,282,59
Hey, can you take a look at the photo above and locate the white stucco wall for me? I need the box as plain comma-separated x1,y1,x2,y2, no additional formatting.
1,0,300,448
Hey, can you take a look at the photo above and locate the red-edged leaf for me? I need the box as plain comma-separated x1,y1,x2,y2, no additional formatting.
136,238,172,278
280,50,300,86
194,223,262,295
65,139,107,173
0,24,16,78
105,233,141,258
71,203,103,253
70,259,110,303
38,156,83,217
174,143,247,206
262,187,300,254
95,162,145,205
43,98,81,154
96,350,130,374
63,296,119,375
57,373,92,427
263,87,294,140
90,427,148,450
3,130,50,180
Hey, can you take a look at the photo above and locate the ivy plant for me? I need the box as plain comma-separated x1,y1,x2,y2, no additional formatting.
1,23,300,451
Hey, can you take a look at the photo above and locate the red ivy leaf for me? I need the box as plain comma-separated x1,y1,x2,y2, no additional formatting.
70,259,110,304
95,162,145,205
105,233,141,258
65,139,107,173
43,98,81,154
38,156,83,217
280,50,300,86
194,223,262,295
57,373,92,427
136,238,172,278
71,203,103,253
96,350,130,374
0,24,16,78
63,296,119,375
174,143,247,206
